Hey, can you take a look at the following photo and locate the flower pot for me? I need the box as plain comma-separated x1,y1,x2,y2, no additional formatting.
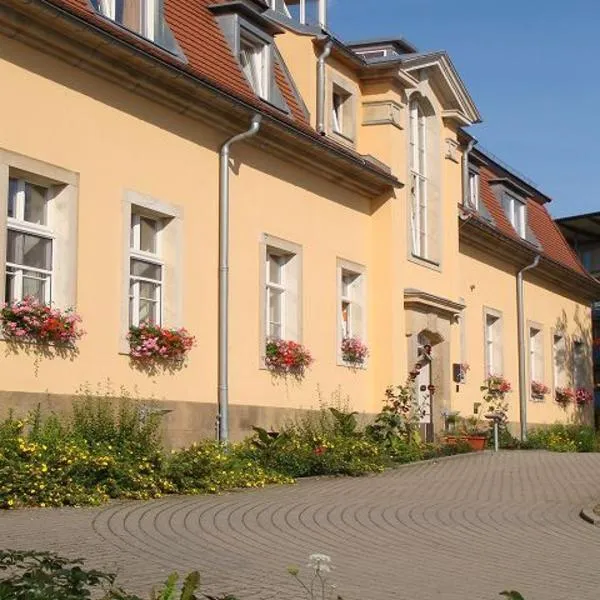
446,435,487,451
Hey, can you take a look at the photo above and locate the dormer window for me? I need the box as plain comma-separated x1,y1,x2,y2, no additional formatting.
270,0,327,28
467,168,479,210
332,88,347,134
239,33,269,99
91,0,180,54
503,193,527,238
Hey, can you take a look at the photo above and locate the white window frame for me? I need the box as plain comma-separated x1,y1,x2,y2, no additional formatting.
239,31,270,100
552,332,567,389
120,191,183,353
5,178,54,305
409,98,428,259
259,234,302,366
336,258,366,367
528,324,544,400
504,193,526,238
129,213,163,328
270,0,326,27
265,250,287,340
484,309,502,376
573,339,586,389
467,168,479,210
96,0,156,40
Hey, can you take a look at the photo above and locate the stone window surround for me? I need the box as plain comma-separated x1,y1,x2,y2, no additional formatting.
527,320,545,402
258,233,303,368
120,190,183,354
0,148,79,317
551,328,568,392
405,88,443,273
336,257,367,368
326,68,359,146
482,306,503,377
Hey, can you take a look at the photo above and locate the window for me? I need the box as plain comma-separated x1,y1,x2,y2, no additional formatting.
484,311,502,376
239,33,269,99
5,178,53,304
129,213,163,327
337,260,366,364
581,246,600,275
573,340,586,388
270,0,326,28
266,251,287,339
91,0,180,53
261,236,301,346
502,193,527,238
409,98,427,258
467,169,479,210
331,85,354,140
553,333,567,388
529,326,544,397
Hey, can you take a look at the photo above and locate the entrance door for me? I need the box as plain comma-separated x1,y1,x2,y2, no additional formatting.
416,337,434,442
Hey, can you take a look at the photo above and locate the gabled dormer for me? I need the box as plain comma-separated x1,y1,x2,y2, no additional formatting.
90,0,182,55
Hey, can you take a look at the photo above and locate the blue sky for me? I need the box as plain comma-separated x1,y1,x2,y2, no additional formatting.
329,0,600,218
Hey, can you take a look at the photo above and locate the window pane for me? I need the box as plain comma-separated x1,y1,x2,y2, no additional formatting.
115,0,143,34
139,281,159,300
7,178,18,218
24,183,48,225
240,39,265,97
268,254,283,284
139,217,157,253
7,230,52,270
139,298,157,324
268,287,282,338
5,269,15,303
341,300,350,338
130,258,161,281
22,271,48,303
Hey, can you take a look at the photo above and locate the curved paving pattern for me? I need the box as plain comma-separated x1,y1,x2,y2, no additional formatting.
3,451,600,599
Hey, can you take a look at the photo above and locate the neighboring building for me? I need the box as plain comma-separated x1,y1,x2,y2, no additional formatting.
0,0,597,445
555,213,600,417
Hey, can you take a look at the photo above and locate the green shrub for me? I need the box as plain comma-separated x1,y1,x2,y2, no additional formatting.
524,424,598,453
166,441,292,494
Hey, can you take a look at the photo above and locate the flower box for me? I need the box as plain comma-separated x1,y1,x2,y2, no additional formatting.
575,388,593,407
531,381,549,401
128,322,195,363
0,297,84,347
340,337,368,366
265,339,313,379
555,387,575,406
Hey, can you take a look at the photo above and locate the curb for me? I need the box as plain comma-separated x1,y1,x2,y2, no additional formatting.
580,505,600,526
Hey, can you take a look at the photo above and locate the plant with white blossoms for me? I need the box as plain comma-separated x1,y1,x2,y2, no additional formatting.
287,553,342,600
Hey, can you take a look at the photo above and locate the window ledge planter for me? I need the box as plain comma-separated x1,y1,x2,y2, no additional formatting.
555,387,575,407
575,388,593,407
340,337,368,368
531,381,549,402
128,322,195,364
0,297,84,348
265,339,313,380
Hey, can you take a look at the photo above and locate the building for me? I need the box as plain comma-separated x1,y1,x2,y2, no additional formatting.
0,0,597,445
556,212,600,419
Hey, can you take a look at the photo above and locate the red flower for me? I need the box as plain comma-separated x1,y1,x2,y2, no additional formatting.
314,446,326,456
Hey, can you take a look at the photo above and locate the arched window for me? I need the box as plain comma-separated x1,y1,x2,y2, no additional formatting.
409,98,428,258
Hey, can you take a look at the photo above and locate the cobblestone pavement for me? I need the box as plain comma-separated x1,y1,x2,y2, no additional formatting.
3,451,600,599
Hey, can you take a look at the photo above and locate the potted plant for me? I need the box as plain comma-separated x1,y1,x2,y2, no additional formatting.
446,414,489,451
340,337,368,367
555,387,575,407
531,381,550,401
265,339,313,380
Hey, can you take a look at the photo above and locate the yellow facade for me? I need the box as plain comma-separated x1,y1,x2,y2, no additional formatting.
0,1,595,444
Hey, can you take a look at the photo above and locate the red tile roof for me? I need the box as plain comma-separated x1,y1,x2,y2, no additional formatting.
37,0,396,184
477,163,587,276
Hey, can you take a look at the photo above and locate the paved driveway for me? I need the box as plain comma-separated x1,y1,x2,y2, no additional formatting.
3,451,600,600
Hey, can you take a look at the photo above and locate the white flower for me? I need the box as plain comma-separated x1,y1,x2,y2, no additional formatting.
308,553,332,573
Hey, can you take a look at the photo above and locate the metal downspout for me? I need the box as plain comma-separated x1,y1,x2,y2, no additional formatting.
316,40,333,135
218,115,262,444
517,255,541,441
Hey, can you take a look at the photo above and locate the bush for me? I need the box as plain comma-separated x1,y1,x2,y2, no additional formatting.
524,424,598,453
166,441,292,494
